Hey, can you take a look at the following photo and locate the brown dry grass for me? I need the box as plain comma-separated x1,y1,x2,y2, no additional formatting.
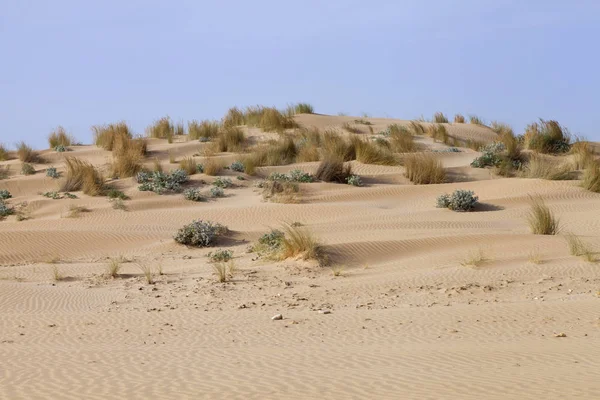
427,124,449,144
315,157,352,183
203,158,223,176
0,143,9,161
388,124,417,153
61,157,104,196
352,137,397,165
261,180,300,203
279,224,326,265
188,120,220,140
582,160,600,193
243,137,298,174
433,112,448,123
179,157,198,175
93,122,132,151
409,121,425,135
404,153,445,184
524,153,573,180
454,114,465,123
217,126,246,152
222,107,245,127
110,135,147,178
16,142,39,163
147,116,175,140
570,140,596,170
322,131,355,161
48,126,74,148
527,196,560,235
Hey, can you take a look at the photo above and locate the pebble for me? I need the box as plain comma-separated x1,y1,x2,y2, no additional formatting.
271,314,283,321
318,309,331,314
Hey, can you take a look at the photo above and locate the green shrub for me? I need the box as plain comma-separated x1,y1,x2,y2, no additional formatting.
230,161,244,172
346,175,363,186
137,169,188,194
183,188,206,202
213,177,233,188
210,187,225,198
174,220,228,247
106,189,129,200
0,190,11,200
436,190,479,211
21,163,35,175
524,119,571,154
0,199,13,217
207,249,233,262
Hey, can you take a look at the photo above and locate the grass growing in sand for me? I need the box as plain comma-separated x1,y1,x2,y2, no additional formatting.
527,247,543,264
315,157,352,183
138,264,155,284
48,126,75,149
217,126,246,152
106,258,121,278
16,141,39,163
454,114,465,123
188,120,220,140
582,161,600,193
565,233,596,261
433,112,448,123
280,224,326,265
93,122,132,151
524,154,573,180
524,119,571,154
353,137,397,165
110,136,147,179
213,260,236,283
0,143,9,161
64,204,91,218
331,265,344,277
527,196,560,235
404,154,445,184
51,265,64,281
460,248,488,268
61,158,105,196
179,157,198,175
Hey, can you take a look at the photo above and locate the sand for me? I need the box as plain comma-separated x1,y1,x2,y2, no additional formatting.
1,115,599,399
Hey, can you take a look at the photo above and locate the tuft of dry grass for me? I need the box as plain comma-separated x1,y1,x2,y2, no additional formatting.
570,140,596,170
565,233,596,262
147,116,175,140
48,126,75,149
203,158,223,176
469,115,486,126
64,204,91,218
527,196,560,235
61,157,104,195
152,158,163,172
454,114,465,123
0,143,9,161
93,122,132,150
0,165,10,180
257,107,297,132
279,224,326,265
222,107,245,127
409,121,425,135
352,137,397,165
322,131,355,161
285,102,314,115
524,153,573,180
460,248,488,267
51,265,64,281
315,157,352,183
331,265,344,277
179,157,198,175
138,264,155,284
582,160,600,193
388,124,417,153
261,180,300,203
528,247,543,264
110,136,146,178
106,258,121,278
243,137,298,173
404,153,445,184
341,122,361,134
296,142,321,162
524,119,571,154
188,120,220,140
427,124,449,144
16,141,39,163
433,112,448,123
213,260,236,283
217,126,246,152
168,151,177,164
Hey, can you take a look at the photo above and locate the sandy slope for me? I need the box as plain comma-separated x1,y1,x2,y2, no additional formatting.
1,115,599,399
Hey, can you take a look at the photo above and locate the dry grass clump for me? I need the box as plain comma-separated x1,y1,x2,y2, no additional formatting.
315,157,352,183
51,265,64,281
565,233,596,262
279,224,326,264
454,114,465,123
222,107,245,127
285,102,314,115
570,140,596,170
433,112,448,123
469,115,486,126
582,160,600,193
409,121,426,135
297,142,321,162
341,122,361,134
260,180,300,203
138,264,155,284
0,143,9,161
0,165,9,180
93,122,133,150
106,258,121,278
257,107,297,132
48,126,74,148
524,119,571,154
213,260,236,283
404,153,445,184
64,204,91,218
203,157,223,176
322,131,355,161
524,153,573,180
217,126,246,152
61,157,105,195
460,248,488,267
427,124,449,144
188,120,220,140
179,157,198,176
243,137,298,174
527,196,560,235
528,247,543,264
388,124,417,153
110,135,147,178
147,116,177,141
352,137,397,165
16,142,39,163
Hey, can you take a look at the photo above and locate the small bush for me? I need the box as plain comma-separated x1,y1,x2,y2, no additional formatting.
315,158,352,183
527,196,560,235
203,158,223,176
469,115,486,125
93,122,132,151
106,189,129,200
61,158,104,196
217,126,246,152
16,142,38,163
42,191,62,199
137,169,188,194
222,107,245,127
230,161,244,172
471,142,505,168
260,180,299,203
54,145,67,153
179,157,198,176
404,154,445,184
212,177,233,188
268,169,313,183
436,190,479,212
174,220,227,247
346,175,363,186
0,144,9,161
582,161,600,193
524,119,571,154
207,249,233,263
210,187,225,198
48,126,74,149
183,188,206,202
454,114,465,123
253,229,285,254
21,163,35,175
0,190,11,200
0,199,13,217
188,120,220,140
147,116,175,140
433,112,448,123
524,153,573,180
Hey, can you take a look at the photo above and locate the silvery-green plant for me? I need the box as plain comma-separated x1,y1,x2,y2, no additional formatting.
230,161,244,172
210,186,225,198
346,175,363,187
196,164,204,173
174,220,227,247
46,167,59,179
137,169,188,194
183,188,206,202
212,177,232,188
437,190,478,212
0,190,11,200
54,145,66,152
207,249,233,262
471,142,505,168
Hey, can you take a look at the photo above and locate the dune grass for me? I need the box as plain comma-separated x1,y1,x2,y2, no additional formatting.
528,247,543,264
0,165,9,180
352,137,397,165
570,140,596,170
314,157,352,183
217,126,246,152
341,122,361,134
147,116,176,141
61,157,105,195
243,137,298,174
527,196,560,235
524,153,573,180
454,114,465,123
138,264,155,284
260,180,300,203
565,233,596,262
213,260,236,283
222,107,245,127
279,224,326,264
433,112,448,123
110,136,147,178
16,141,39,163
321,131,356,161
524,119,571,154
179,157,198,176
460,248,488,267
48,126,74,149
0,143,9,161
106,258,121,278
582,160,600,192
285,102,314,115
469,115,486,126
93,122,133,151
388,124,417,153
188,120,220,140
404,153,445,184
203,157,223,176
64,204,91,218
409,121,426,135
427,124,449,144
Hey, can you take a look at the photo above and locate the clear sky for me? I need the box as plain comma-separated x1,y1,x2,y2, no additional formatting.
1,0,599,149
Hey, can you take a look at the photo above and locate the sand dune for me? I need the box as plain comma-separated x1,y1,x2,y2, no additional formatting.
1,114,599,399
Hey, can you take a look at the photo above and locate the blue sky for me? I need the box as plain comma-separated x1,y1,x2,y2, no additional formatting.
1,0,599,148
